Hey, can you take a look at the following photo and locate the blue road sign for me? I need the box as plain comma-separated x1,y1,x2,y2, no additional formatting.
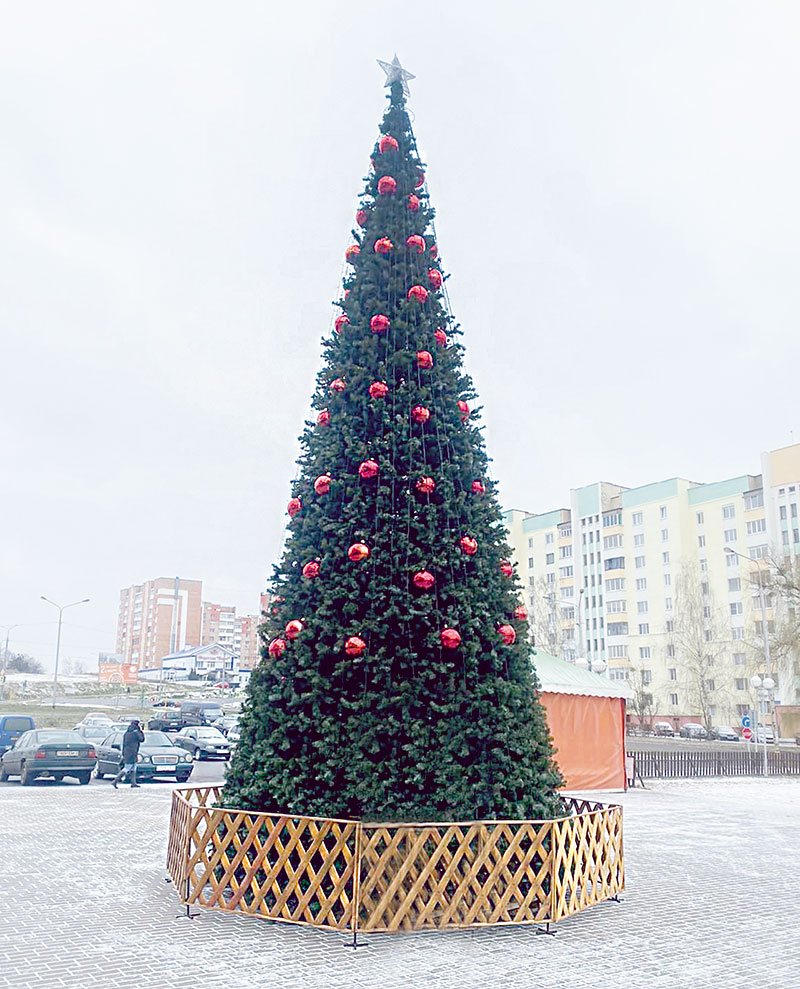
741,716,751,728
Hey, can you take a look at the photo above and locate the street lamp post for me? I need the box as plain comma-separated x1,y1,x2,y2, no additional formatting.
40,597,90,709
750,674,775,777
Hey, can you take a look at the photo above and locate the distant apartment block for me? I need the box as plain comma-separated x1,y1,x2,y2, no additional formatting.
116,577,203,670
201,602,238,651
504,443,800,726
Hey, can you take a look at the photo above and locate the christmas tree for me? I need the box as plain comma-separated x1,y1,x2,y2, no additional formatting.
223,61,563,822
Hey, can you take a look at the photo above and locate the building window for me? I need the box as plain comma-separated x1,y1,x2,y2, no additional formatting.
634,533,645,547
732,627,745,640
735,678,747,690
668,667,677,680
604,557,625,571
641,669,652,685
546,573,556,585
665,597,673,611
751,544,768,559
727,553,738,567
660,506,667,520
724,529,737,543
746,519,767,535
632,512,643,525
635,556,646,569
528,537,533,548
637,601,649,614
669,693,678,706
607,622,628,636
546,553,555,565
793,503,799,518
700,558,708,572
607,599,626,613
608,645,627,658
664,573,671,587
723,504,736,519
602,535,621,550
661,529,669,542
667,645,675,657
559,565,574,577
701,582,710,596
665,620,674,633
528,557,534,569
560,545,573,558
698,535,706,548
636,578,647,590
730,602,743,616
696,511,705,524
638,623,650,635
603,512,622,527
606,578,625,591
745,491,764,510
727,577,741,592
546,533,554,544
663,552,670,564
779,505,787,520
733,652,746,665
703,606,712,618
639,647,651,659
705,679,715,692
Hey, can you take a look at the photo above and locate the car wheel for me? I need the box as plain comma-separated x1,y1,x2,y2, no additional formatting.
77,772,91,785
53,774,64,782
176,774,192,783
20,763,35,786
0,766,8,782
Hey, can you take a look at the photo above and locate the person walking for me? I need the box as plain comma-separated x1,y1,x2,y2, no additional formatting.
112,720,145,788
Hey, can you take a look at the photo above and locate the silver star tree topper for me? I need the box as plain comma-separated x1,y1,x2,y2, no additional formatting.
377,54,415,97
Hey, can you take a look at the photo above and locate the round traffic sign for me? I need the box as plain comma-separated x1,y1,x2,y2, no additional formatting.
742,727,753,740
741,716,751,728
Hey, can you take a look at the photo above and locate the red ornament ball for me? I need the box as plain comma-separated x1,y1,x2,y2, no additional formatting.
377,175,397,196
415,476,435,495
268,638,286,658
434,328,447,348
355,208,369,227
369,381,389,400
302,561,320,579
370,313,390,334
499,561,514,578
407,194,420,212
334,314,350,333
411,405,430,424
457,399,470,422
415,169,425,188
330,378,346,393
471,480,486,494
347,542,370,562
413,570,435,591
316,409,330,427
406,234,426,254
460,535,478,556
345,245,360,263
416,350,433,369
430,243,438,259
498,624,517,646
407,285,429,304
285,620,304,640
378,134,399,153
314,474,332,495
359,459,379,480
514,606,528,621
345,635,367,657
441,627,461,649
428,269,443,290
287,497,302,517
373,237,393,255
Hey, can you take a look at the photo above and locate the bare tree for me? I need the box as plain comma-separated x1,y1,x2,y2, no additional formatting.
527,578,572,659
627,667,655,732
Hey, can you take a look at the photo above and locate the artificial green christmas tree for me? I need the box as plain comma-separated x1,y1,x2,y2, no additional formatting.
223,65,563,823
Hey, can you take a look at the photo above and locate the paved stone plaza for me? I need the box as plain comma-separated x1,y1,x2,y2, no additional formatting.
1,776,798,989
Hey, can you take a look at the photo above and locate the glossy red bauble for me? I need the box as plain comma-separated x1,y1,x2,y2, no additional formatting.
498,624,517,645
287,497,302,517
499,561,514,578
316,409,330,427
430,243,438,259
345,245,360,263
415,169,425,188
471,480,486,494
377,175,397,195
441,627,461,649
428,269,443,290
415,476,435,495
347,542,370,562
434,328,447,348
285,620,304,640
330,378,346,392
406,234,426,254
407,194,420,212
416,350,433,369
413,570,435,591
370,313,390,334
345,635,367,657
460,535,478,556
268,638,286,658
378,134,399,153
411,405,430,424
407,285,428,304
314,474,332,495
334,314,350,333
373,237,393,255
457,399,470,422
302,561,320,579
514,606,528,621
355,208,369,227
369,381,389,400
359,459,379,480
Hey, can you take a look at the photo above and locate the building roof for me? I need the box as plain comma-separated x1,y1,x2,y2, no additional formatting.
532,650,632,700
160,643,238,661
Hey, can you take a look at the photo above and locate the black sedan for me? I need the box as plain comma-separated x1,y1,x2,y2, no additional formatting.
708,725,739,741
679,723,709,740
0,730,96,785
94,730,194,782
173,726,232,760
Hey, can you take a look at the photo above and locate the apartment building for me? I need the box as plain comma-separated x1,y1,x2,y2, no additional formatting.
201,602,238,651
504,443,800,727
116,577,203,670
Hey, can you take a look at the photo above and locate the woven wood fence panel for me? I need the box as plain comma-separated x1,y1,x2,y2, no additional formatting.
167,788,624,934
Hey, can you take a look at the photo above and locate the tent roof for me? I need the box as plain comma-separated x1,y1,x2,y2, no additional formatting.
532,650,632,700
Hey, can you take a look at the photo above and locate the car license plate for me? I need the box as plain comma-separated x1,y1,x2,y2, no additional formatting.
57,750,79,757
155,765,172,771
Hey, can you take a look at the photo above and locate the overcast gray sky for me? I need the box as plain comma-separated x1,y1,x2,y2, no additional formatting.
2,1,799,670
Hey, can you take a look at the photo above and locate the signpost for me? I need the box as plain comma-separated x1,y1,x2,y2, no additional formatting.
742,727,753,741
741,716,751,729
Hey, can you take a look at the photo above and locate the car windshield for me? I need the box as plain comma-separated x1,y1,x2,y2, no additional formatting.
82,727,109,739
144,731,173,746
37,731,84,744
195,728,226,739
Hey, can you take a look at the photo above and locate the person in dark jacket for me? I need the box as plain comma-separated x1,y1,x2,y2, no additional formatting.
112,720,145,788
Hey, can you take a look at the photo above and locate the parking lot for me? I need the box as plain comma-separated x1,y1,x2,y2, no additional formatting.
1,774,799,989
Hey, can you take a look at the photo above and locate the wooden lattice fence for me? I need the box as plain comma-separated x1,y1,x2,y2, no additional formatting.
167,788,623,935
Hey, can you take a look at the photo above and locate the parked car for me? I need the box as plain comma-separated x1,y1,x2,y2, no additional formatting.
227,724,241,747
679,723,708,740
148,699,225,733
708,726,739,741
173,726,232,760
653,722,675,737
211,715,240,737
754,725,776,744
0,714,36,756
147,706,185,732
73,713,113,730
0,730,96,785
74,725,114,745
794,731,800,747
94,730,194,782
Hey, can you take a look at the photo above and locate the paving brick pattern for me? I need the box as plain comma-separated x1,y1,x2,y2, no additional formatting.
1,776,798,989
